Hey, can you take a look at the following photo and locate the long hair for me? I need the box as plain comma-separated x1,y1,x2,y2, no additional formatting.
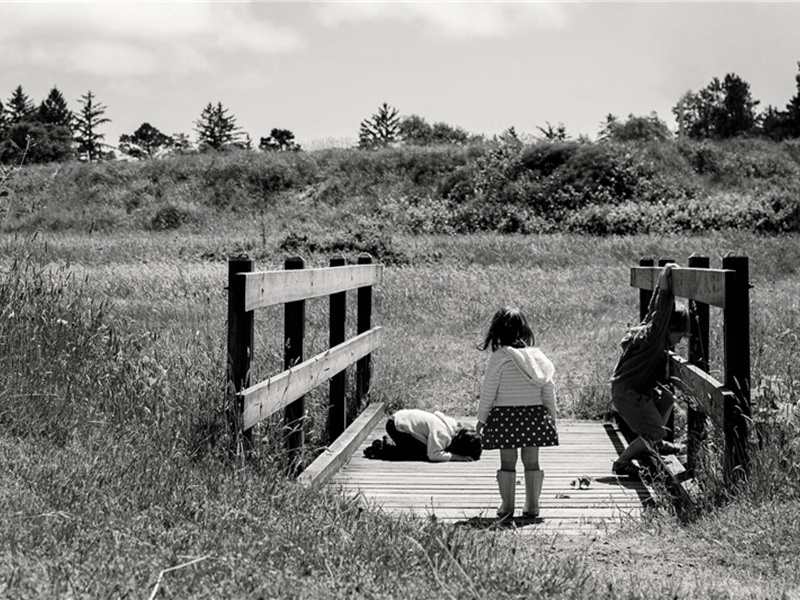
479,306,535,352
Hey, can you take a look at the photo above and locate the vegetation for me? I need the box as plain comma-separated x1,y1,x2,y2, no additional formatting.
358,101,401,149
1,230,798,598
1,137,799,239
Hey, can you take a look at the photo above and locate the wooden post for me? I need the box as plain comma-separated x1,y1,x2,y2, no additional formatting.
722,255,750,481
686,255,710,471
355,254,373,419
638,258,655,321
227,257,254,451
328,255,347,441
284,256,306,474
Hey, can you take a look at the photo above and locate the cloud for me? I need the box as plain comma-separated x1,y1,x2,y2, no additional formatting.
315,1,567,39
0,1,303,77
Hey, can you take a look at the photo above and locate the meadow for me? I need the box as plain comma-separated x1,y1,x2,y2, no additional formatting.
2,223,800,598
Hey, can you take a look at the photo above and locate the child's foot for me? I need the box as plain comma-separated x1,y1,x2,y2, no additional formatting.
657,441,684,455
612,460,640,479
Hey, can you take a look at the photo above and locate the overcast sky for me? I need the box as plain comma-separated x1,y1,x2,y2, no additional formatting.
2,1,799,149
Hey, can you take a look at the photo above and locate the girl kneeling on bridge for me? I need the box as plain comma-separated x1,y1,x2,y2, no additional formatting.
364,409,482,462
476,307,559,520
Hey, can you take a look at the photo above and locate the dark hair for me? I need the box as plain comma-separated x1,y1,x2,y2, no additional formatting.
670,304,690,335
479,306,535,352
447,428,482,460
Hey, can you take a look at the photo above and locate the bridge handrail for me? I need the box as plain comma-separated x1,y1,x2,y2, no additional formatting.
227,254,383,473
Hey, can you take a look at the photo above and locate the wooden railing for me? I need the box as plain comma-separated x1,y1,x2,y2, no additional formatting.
630,255,750,485
227,253,383,473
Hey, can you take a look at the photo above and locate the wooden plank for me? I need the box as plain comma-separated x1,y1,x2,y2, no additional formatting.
328,418,653,534
242,327,383,430
242,264,383,311
298,402,386,487
669,354,728,429
630,266,728,308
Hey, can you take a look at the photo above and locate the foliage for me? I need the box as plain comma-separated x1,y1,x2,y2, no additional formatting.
118,122,173,159
536,121,568,141
5,85,35,124
0,86,73,164
73,90,110,162
194,101,245,152
358,101,400,149
259,128,301,152
599,112,672,142
675,73,760,139
399,114,471,146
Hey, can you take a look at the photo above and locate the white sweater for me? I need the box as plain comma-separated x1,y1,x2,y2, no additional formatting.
392,409,459,462
477,346,556,425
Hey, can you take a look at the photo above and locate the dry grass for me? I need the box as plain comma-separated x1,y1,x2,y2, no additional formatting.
1,230,799,598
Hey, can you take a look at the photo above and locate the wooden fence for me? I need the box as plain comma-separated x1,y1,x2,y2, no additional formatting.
227,253,384,473
630,255,750,485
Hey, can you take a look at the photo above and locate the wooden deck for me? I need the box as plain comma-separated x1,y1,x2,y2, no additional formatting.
325,417,652,535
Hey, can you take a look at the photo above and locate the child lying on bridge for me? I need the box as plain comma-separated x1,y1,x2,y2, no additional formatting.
363,408,482,462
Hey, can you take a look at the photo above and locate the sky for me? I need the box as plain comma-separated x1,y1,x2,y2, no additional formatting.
1,1,799,150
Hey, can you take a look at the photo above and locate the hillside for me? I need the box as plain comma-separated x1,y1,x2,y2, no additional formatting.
2,137,800,252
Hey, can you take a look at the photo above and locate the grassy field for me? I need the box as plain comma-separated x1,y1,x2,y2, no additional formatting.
2,229,800,598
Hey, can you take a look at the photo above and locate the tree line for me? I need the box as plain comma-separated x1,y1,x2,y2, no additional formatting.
2,64,800,165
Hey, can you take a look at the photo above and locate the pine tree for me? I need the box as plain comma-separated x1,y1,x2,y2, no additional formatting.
38,87,73,129
194,102,243,151
785,61,800,139
6,85,35,124
74,91,110,161
358,102,400,149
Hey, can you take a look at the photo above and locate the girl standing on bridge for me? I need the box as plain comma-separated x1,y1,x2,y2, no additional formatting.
476,307,558,520
610,263,690,479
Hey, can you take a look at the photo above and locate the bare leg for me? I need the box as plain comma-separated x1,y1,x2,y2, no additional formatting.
617,436,648,463
499,448,518,471
521,446,540,471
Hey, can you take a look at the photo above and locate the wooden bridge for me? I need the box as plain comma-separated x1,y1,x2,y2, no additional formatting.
302,408,653,536
227,254,751,535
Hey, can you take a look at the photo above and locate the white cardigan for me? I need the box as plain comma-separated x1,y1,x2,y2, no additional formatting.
477,346,556,425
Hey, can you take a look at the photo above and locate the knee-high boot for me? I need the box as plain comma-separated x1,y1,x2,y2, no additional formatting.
522,470,544,518
496,469,516,518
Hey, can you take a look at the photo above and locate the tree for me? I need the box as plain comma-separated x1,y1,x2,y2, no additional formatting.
598,112,671,142
194,102,244,151
73,91,110,161
673,74,759,139
6,86,35,125
119,122,173,159
536,121,568,141
259,128,301,152
784,61,800,139
38,87,73,128
171,132,193,153
398,114,470,146
358,102,400,149
0,99,7,138
1,86,73,164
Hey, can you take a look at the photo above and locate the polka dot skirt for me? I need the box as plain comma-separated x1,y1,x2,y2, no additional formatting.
481,405,559,450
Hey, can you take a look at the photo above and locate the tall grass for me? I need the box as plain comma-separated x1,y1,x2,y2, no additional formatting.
2,230,800,597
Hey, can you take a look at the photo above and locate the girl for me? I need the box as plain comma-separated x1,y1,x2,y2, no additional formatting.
364,408,482,462
610,263,689,478
476,307,558,519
